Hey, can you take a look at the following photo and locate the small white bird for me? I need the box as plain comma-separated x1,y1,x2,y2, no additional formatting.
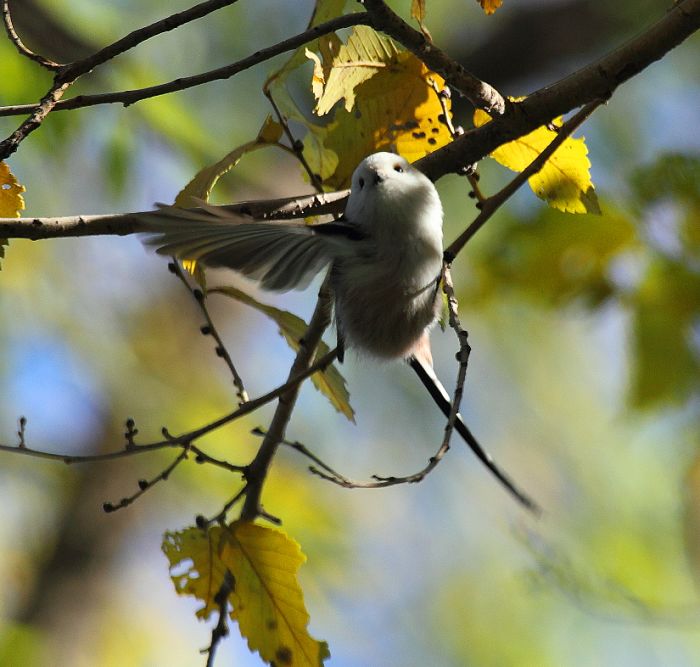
143,152,537,512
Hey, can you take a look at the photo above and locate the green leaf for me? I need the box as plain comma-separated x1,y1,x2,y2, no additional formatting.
210,285,355,422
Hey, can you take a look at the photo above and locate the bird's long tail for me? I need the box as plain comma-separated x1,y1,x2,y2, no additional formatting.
408,355,541,515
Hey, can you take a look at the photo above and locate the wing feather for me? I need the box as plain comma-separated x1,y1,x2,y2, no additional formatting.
141,206,364,292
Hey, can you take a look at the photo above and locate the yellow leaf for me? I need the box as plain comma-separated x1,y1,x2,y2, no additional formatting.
305,28,452,189
411,0,426,23
0,161,26,269
210,285,355,422
308,25,399,116
477,0,503,14
410,0,432,40
174,116,283,208
264,0,347,126
473,106,600,215
173,116,283,282
163,523,330,666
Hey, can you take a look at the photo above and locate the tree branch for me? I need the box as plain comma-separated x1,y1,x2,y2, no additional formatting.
0,191,350,240
0,0,247,159
361,0,507,114
2,0,61,70
416,0,700,181
240,278,335,521
0,13,372,120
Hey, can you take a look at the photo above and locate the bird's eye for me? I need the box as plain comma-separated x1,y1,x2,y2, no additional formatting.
394,164,404,173
358,177,365,189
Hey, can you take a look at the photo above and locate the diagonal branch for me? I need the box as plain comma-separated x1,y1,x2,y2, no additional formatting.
361,0,507,114
417,0,700,181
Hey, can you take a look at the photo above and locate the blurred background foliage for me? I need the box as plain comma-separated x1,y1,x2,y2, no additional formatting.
1,0,700,665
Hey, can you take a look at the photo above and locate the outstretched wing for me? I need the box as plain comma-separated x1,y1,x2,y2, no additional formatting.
141,205,364,292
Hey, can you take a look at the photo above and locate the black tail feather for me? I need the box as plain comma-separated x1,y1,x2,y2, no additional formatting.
409,356,541,515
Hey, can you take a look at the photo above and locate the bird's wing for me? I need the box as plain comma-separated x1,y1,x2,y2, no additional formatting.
141,205,365,292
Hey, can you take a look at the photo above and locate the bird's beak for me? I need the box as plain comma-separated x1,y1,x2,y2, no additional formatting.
372,171,385,185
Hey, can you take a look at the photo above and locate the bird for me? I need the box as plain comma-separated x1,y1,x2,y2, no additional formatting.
141,152,539,513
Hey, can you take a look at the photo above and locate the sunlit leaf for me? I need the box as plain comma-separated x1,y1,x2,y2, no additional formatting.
308,25,399,116
474,106,600,215
210,285,355,421
0,161,26,270
305,27,452,189
264,0,347,123
163,523,330,666
477,0,503,14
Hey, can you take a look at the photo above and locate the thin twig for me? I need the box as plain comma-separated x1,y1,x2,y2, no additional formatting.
2,0,61,69
444,100,603,260
169,260,248,404
0,13,372,121
439,266,471,455
203,570,234,667
0,0,248,159
0,347,340,465
264,89,324,192
240,278,335,521
102,448,190,513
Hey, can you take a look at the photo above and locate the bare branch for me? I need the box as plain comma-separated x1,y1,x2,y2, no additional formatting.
0,0,251,159
240,278,335,521
102,448,190,513
2,0,61,69
439,267,471,454
361,0,507,114
417,0,700,181
169,261,249,404
0,191,350,240
0,348,340,465
0,13,372,120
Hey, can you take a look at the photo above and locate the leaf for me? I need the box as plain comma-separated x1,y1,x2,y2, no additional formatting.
0,161,26,270
473,106,600,215
163,523,330,667
308,25,400,116
410,0,432,40
174,116,283,208
477,0,503,14
304,27,452,189
210,285,355,422
173,116,283,284
264,0,347,123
